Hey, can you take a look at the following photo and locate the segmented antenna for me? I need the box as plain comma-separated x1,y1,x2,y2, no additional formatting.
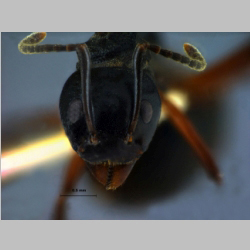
18,32,81,54
18,32,98,144
146,42,207,71
125,41,207,143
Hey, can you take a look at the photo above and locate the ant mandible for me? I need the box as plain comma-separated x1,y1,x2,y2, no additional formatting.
18,32,221,219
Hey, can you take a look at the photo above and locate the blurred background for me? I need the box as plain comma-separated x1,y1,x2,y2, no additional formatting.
1,32,250,219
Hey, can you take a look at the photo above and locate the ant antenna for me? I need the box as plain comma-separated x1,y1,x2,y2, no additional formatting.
125,44,146,143
76,44,98,145
19,33,98,144
124,40,207,143
18,32,82,54
145,43,207,71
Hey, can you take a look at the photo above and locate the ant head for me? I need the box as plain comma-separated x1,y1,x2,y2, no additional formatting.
59,44,161,190
60,66,161,190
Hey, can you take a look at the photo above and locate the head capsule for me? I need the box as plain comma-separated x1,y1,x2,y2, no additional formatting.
60,67,161,190
60,48,161,190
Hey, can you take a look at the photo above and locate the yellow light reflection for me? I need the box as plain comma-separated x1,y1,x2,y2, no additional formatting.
159,89,189,123
1,90,189,180
1,132,73,179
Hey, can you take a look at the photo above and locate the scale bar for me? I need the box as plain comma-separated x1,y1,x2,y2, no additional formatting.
60,194,97,197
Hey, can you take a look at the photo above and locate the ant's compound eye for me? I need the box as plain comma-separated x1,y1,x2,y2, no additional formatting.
140,100,153,124
68,99,83,124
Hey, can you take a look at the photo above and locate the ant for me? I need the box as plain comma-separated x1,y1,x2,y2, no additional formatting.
18,32,222,219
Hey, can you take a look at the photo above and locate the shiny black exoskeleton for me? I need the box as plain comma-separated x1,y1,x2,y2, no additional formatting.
59,33,161,189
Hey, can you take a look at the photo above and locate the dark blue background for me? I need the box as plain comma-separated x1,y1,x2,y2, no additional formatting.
2,32,250,219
